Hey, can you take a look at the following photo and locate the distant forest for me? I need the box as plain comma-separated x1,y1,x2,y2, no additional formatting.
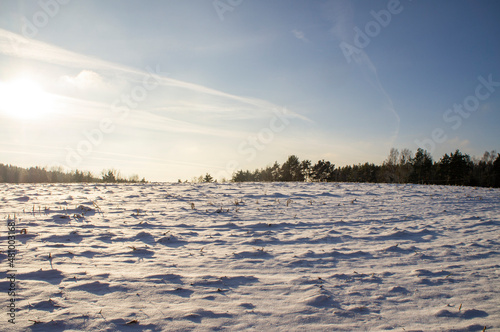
227,148,500,188
0,164,146,184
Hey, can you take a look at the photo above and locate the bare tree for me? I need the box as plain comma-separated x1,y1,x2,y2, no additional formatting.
382,148,400,183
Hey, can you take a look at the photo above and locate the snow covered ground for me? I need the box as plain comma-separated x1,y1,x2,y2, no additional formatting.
1,182,499,331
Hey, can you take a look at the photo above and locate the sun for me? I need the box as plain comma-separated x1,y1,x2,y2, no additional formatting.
0,78,54,119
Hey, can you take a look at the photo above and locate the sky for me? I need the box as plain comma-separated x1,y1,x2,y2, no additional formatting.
0,0,499,182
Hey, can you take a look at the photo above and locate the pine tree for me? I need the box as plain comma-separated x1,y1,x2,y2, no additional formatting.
203,173,214,183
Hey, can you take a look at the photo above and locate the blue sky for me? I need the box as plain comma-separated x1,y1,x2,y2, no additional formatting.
0,0,499,181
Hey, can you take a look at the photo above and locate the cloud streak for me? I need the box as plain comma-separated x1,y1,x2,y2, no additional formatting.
322,1,400,143
0,28,311,124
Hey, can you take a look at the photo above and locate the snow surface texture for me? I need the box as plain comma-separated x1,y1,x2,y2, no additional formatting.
1,182,499,331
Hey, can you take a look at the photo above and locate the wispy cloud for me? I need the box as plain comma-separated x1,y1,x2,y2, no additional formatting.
354,51,401,143
0,28,312,124
43,92,251,139
292,29,309,42
321,1,400,143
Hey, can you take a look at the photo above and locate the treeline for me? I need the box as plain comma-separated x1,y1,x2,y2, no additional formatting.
0,164,146,184
231,148,500,188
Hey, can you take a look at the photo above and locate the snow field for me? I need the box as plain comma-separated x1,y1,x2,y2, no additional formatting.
1,182,499,331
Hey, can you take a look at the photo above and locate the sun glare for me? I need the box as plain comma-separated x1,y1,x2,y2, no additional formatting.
0,78,54,119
